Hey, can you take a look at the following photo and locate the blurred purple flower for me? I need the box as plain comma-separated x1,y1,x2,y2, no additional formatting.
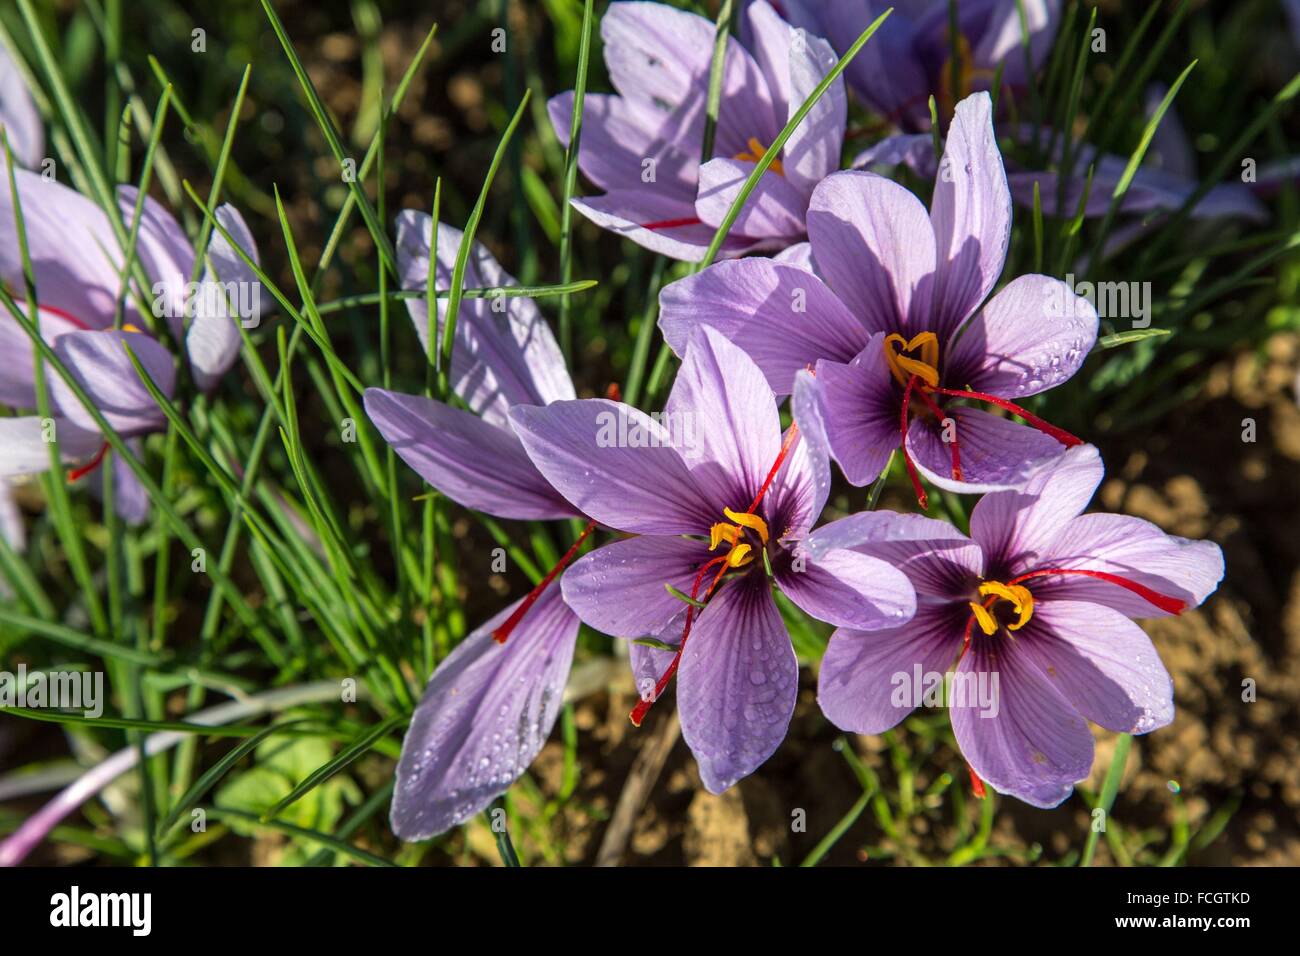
764,0,1060,132
814,444,1224,807
659,93,1098,507
509,326,916,792
0,169,258,525
548,0,846,261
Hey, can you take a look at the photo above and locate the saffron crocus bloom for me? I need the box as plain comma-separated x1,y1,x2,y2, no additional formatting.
764,0,1060,132
660,93,1098,506
364,212,597,839
0,40,42,169
548,0,846,261
814,445,1224,807
509,326,916,792
0,170,259,523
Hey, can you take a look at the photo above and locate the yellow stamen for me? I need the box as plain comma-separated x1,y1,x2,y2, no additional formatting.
726,543,753,568
969,601,998,636
708,507,770,569
883,332,941,389
723,507,769,545
122,323,143,334
735,136,784,176
976,581,1035,632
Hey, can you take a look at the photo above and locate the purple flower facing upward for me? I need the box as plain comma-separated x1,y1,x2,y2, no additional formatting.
659,93,1099,508
764,0,1061,133
549,0,847,261
813,444,1224,807
0,170,258,525
365,212,602,840
509,326,916,792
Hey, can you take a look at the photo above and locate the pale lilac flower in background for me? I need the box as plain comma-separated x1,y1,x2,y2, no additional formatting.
761,0,1060,133
0,170,259,525
1007,86,1270,260
548,0,846,261
0,39,43,169
814,445,1224,807
510,326,916,792
659,93,1098,507
365,212,595,839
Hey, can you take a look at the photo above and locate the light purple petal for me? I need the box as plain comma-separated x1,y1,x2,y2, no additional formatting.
0,41,43,169
50,330,173,437
951,635,1094,809
547,92,671,193
570,191,742,263
363,387,577,521
0,170,119,328
677,576,797,793
807,171,936,336
807,341,898,486
967,443,1103,570
510,399,716,535
804,509,984,599
1017,600,1173,735
110,444,150,525
562,535,705,639
0,415,102,478
394,212,575,427
0,305,86,409
659,257,867,396
665,325,781,511
907,404,1067,495
817,605,965,733
946,274,1098,400
930,93,1011,335
601,1,778,157
777,540,916,630
1031,512,1224,618
390,582,579,840
778,14,847,194
187,204,262,391
117,186,195,342
695,158,807,241
0,480,23,555
973,0,1061,90
776,373,832,537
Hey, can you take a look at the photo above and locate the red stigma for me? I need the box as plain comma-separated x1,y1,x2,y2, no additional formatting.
67,443,109,482
1007,568,1187,616
899,374,929,510
968,765,987,799
927,385,1083,449
639,216,703,231
491,519,598,644
36,303,95,332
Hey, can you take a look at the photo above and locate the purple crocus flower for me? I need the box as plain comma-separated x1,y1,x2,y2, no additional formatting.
660,92,1098,507
0,169,259,524
0,39,43,169
509,325,916,793
764,0,1060,132
812,444,1223,807
364,212,601,839
548,0,846,261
